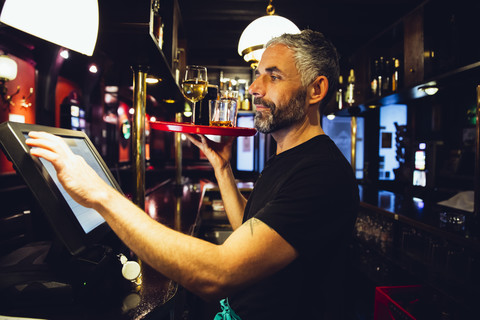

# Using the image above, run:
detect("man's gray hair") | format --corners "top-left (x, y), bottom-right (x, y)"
top-left (266, 29), bottom-right (340, 114)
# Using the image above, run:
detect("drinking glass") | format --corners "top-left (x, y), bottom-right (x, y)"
top-left (181, 65), bottom-right (208, 124)
top-left (209, 90), bottom-right (238, 127)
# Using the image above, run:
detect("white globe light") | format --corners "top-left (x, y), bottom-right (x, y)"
top-left (238, 15), bottom-right (300, 65)
top-left (0, 0), bottom-right (99, 56)
top-left (0, 55), bottom-right (17, 80)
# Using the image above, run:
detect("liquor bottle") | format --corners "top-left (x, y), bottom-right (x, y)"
top-left (219, 71), bottom-right (225, 92)
top-left (383, 58), bottom-right (392, 95)
top-left (336, 75), bottom-right (344, 110)
top-left (243, 91), bottom-right (252, 111)
top-left (377, 57), bottom-right (384, 97)
top-left (391, 58), bottom-right (400, 92)
top-left (345, 69), bottom-right (355, 106)
top-left (371, 60), bottom-right (379, 97)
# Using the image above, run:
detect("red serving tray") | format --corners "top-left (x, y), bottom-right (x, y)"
top-left (150, 121), bottom-right (257, 137)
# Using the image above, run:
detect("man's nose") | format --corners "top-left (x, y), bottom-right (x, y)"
top-left (249, 76), bottom-right (264, 97)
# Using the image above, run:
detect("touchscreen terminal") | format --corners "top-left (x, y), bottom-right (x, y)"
top-left (0, 122), bottom-right (121, 256)
top-left (27, 134), bottom-right (108, 234)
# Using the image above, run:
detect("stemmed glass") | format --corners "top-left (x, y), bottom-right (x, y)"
top-left (181, 65), bottom-right (208, 124)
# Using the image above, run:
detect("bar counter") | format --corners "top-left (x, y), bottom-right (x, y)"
top-left (358, 185), bottom-right (480, 249)
top-left (353, 185), bottom-right (480, 315)
top-left (0, 178), bottom-right (204, 320)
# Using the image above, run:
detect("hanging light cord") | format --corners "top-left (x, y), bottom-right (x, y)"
top-left (266, 0), bottom-right (275, 15)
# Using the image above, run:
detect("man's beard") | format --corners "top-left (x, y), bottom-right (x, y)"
top-left (253, 88), bottom-right (308, 134)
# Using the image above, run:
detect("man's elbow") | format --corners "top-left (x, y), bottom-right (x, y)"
top-left (190, 274), bottom-right (235, 302)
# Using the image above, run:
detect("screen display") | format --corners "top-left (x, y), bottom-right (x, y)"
top-left (24, 134), bottom-right (110, 234)
top-left (378, 104), bottom-right (407, 181)
top-left (71, 105), bottom-right (80, 117)
top-left (322, 115), bottom-right (364, 179)
top-left (0, 122), bottom-right (119, 256)
top-left (71, 117), bottom-right (80, 128)
top-left (414, 150), bottom-right (426, 170)
top-left (236, 115), bottom-right (255, 172)
top-left (413, 170), bottom-right (426, 187)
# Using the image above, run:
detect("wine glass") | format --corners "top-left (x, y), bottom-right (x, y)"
top-left (181, 65), bottom-right (208, 124)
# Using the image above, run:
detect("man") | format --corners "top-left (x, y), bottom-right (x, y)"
top-left (26, 30), bottom-right (358, 319)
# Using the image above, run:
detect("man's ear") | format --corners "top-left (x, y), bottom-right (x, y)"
top-left (308, 75), bottom-right (328, 105)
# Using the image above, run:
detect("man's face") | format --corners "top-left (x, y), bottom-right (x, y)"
top-left (249, 44), bottom-right (308, 134)
top-left (253, 87), bottom-right (307, 133)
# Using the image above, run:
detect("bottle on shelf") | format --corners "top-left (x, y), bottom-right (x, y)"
top-left (371, 60), bottom-right (379, 98)
top-left (219, 71), bottom-right (225, 92)
top-left (383, 58), bottom-right (392, 95)
top-left (345, 69), bottom-right (355, 106)
top-left (243, 91), bottom-right (252, 111)
top-left (336, 75), bottom-right (344, 110)
top-left (377, 57), bottom-right (385, 97)
top-left (391, 58), bottom-right (401, 92)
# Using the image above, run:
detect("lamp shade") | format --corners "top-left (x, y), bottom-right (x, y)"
top-left (0, 0), bottom-right (99, 56)
top-left (0, 55), bottom-right (17, 80)
top-left (238, 15), bottom-right (300, 64)
top-left (423, 86), bottom-right (439, 96)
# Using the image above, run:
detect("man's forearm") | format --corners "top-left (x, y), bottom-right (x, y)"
top-left (92, 187), bottom-right (232, 300)
top-left (214, 163), bottom-right (247, 230)
top-left (91, 187), bottom-right (296, 302)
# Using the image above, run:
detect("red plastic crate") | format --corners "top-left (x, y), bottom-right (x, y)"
top-left (374, 285), bottom-right (422, 320)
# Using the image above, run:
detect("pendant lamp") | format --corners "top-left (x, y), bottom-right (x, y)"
top-left (0, 0), bottom-right (99, 56)
top-left (0, 55), bottom-right (17, 81)
top-left (238, 0), bottom-right (300, 68)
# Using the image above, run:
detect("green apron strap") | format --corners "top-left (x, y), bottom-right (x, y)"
top-left (214, 298), bottom-right (242, 320)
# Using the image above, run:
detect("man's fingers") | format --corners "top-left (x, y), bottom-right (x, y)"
top-left (29, 147), bottom-right (61, 164)
top-left (224, 136), bottom-right (234, 146)
top-left (198, 134), bottom-right (208, 146)
top-left (28, 131), bottom-right (62, 142)
top-left (26, 137), bottom-right (59, 153)
top-left (26, 131), bottom-right (73, 155)
top-left (185, 133), bottom-right (206, 149)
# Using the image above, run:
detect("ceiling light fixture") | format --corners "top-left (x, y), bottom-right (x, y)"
top-left (146, 76), bottom-right (161, 84)
top-left (60, 49), bottom-right (70, 59)
top-left (238, 0), bottom-right (300, 68)
top-left (418, 84), bottom-right (439, 96)
top-left (0, 0), bottom-right (99, 56)
top-left (0, 54), bottom-right (17, 81)
top-left (0, 54), bottom-right (20, 108)
top-left (88, 64), bottom-right (98, 74)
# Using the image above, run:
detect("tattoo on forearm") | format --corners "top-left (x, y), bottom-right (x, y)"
top-left (247, 218), bottom-right (274, 236)
top-left (249, 218), bottom-right (257, 236)
top-left (249, 218), bottom-right (270, 236)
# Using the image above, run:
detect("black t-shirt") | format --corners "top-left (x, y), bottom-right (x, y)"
top-left (229, 135), bottom-right (359, 320)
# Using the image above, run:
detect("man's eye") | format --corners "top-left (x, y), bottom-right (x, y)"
top-left (271, 75), bottom-right (278, 80)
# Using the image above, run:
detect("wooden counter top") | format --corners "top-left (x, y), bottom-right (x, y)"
top-left (0, 178), bottom-right (204, 320)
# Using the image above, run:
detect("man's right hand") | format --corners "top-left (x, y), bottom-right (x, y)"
top-left (185, 134), bottom-right (234, 171)
top-left (25, 131), bottom-right (114, 210)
